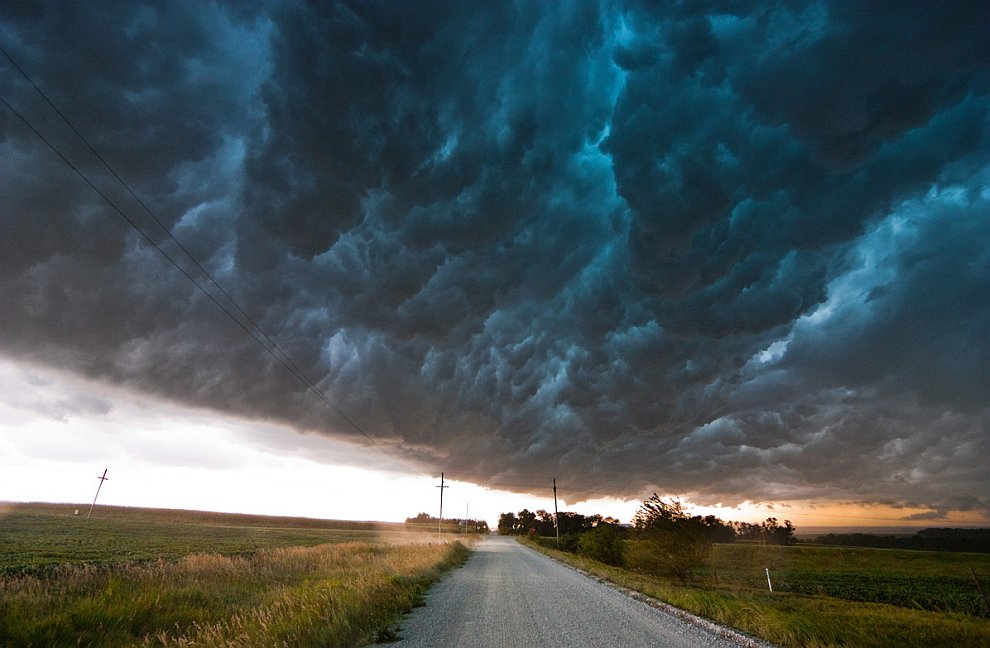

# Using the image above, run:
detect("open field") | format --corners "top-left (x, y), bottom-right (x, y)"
top-left (712, 542), bottom-right (990, 616)
top-left (0, 503), bottom-right (471, 647)
top-left (524, 537), bottom-right (990, 648)
top-left (0, 502), bottom-right (421, 574)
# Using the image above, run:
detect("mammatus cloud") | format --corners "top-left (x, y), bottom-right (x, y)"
top-left (1, 1), bottom-right (988, 517)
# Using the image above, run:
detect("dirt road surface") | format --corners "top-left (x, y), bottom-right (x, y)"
top-left (371, 535), bottom-right (765, 647)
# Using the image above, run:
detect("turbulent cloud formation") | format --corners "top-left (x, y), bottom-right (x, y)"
top-left (1, 1), bottom-right (988, 515)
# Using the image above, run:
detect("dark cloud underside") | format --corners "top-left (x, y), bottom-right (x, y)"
top-left (1, 1), bottom-right (988, 515)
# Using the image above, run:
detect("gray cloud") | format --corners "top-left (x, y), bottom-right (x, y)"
top-left (1, 1), bottom-right (988, 517)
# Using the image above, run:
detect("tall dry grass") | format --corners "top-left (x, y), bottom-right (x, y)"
top-left (0, 540), bottom-right (470, 647)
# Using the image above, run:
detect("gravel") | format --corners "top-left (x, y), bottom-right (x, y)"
top-left (369, 536), bottom-right (775, 647)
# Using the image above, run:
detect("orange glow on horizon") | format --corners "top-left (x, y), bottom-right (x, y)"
top-left (682, 499), bottom-right (990, 530)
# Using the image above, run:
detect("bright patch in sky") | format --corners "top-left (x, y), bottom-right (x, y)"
top-left (0, 358), bottom-right (636, 524)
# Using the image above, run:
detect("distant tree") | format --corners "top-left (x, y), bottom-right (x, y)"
top-left (405, 512), bottom-right (438, 526)
top-left (498, 507), bottom-right (627, 541)
top-left (407, 513), bottom-right (492, 534)
top-left (535, 509), bottom-right (556, 536)
top-left (816, 529), bottom-right (990, 553)
top-left (632, 495), bottom-right (689, 530)
top-left (438, 518), bottom-right (490, 534)
top-left (628, 494), bottom-right (712, 583)
top-left (498, 512), bottom-right (518, 535)
top-left (732, 521), bottom-right (761, 541)
top-left (557, 511), bottom-right (592, 535)
top-left (517, 509), bottom-right (538, 535)
top-left (761, 518), bottom-right (796, 545)
top-left (699, 515), bottom-right (736, 543)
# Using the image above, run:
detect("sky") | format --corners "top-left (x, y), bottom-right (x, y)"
top-left (1, 1), bottom-right (988, 529)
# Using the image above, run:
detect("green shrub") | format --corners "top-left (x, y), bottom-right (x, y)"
top-left (559, 532), bottom-right (582, 553)
top-left (626, 530), bottom-right (712, 583)
top-left (578, 525), bottom-right (625, 566)
top-left (533, 533), bottom-right (581, 553)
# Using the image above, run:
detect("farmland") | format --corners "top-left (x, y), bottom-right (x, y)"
top-left (0, 503), bottom-right (471, 647)
top-left (711, 542), bottom-right (990, 616)
top-left (525, 537), bottom-right (990, 647)
top-left (0, 502), bottom-right (417, 574)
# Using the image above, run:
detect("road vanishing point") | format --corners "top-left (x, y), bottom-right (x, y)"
top-left (373, 536), bottom-right (767, 648)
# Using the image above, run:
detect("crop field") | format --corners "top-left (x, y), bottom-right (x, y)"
top-left (711, 542), bottom-right (990, 617)
top-left (0, 502), bottom-right (418, 574)
top-left (525, 538), bottom-right (990, 648)
top-left (0, 503), bottom-right (471, 647)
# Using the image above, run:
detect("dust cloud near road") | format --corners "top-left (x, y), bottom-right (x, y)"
top-left (372, 536), bottom-right (763, 647)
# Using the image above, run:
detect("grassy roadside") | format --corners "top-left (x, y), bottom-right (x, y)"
top-left (521, 538), bottom-right (990, 648)
top-left (0, 504), bottom-right (473, 647)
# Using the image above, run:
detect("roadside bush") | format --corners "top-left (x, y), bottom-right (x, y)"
top-left (556, 533), bottom-right (581, 553)
top-left (533, 533), bottom-right (581, 553)
top-left (625, 530), bottom-right (712, 583)
top-left (578, 525), bottom-right (625, 566)
top-left (628, 495), bottom-right (714, 583)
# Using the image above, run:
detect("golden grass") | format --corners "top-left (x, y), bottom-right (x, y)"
top-left (1, 539), bottom-right (470, 647)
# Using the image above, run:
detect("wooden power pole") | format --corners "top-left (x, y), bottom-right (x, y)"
top-left (87, 468), bottom-right (109, 519)
top-left (436, 472), bottom-right (449, 539)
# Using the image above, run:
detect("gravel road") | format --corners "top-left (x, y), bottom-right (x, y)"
top-left (370, 536), bottom-right (767, 647)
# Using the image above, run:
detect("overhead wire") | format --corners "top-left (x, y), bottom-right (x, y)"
top-left (0, 44), bottom-right (311, 388)
top-left (0, 63), bottom-right (630, 495)
top-left (0, 45), bottom-right (428, 480)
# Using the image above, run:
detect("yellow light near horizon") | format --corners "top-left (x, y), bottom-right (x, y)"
top-left (683, 500), bottom-right (990, 529)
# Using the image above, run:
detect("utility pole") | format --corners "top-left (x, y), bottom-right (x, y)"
top-left (436, 472), bottom-right (449, 540)
top-left (553, 478), bottom-right (560, 547)
top-left (87, 468), bottom-right (108, 519)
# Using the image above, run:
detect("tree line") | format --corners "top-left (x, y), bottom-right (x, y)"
top-left (498, 495), bottom-right (795, 546)
top-left (498, 494), bottom-right (796, 582)
top-left (497, 510), bottom-right (622, 537)
top-left (815, 528), bottom-right (990, 553)
top-left (404, 512), bottom-right (489, 534)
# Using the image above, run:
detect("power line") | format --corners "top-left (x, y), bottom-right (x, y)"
top-left (0, 48), bottom-right (428, 480)
top-left (0, 44), bottom-right (311, 390)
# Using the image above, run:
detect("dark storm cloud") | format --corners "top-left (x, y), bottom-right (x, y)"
top-left (1, 1), bottom-right (988, 515)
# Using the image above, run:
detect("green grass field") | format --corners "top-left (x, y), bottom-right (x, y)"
top-left (0, 503), bottom-right (470, 647)
top-left (524, 537), bottom-right (990, 648)
top-left (711, 542), bottom-right (990, 616)
top-left (0, 502), bottom-right (415, 574)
